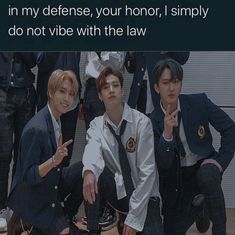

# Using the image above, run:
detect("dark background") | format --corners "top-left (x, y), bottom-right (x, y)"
top-left (0, 0), bottom-right (234, 51)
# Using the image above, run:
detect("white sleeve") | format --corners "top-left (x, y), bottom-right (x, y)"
top-left (82, 120), bottom-right (105, 181)
top-left (125, 118), bottom-right (157, 231)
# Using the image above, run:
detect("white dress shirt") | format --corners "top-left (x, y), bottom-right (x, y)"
top-left (48, 104), bottom-right (61, 146)
top-left (82, 103), bottom-right (160, 232)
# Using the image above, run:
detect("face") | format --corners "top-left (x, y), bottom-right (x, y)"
top-left (49, 79), bottom-right (75, 119)
top-left (98, 74), bottom-right (123, 107)
top-left (154, 68), bottom-right (182, 108)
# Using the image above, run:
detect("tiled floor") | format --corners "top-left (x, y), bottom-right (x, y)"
top-left (4, 208), bottom-right (235, 235)
top-left (77, 208), bottom-right (235, 235)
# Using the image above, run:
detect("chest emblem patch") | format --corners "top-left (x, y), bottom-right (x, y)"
top-left (198, 125), bottom-right (205, 139)
top-left (126, 137), bottom-right (136, 153)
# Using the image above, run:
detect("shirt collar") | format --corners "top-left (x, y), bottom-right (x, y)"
top-left (159, 99), bottom-right (181, 115)
top-left (103, 103), bottom-right (133, 129)
top-left (47, 104), bottom-right (61, 133)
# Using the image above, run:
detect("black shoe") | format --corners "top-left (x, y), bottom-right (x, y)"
top-left (82, 206), bottom-right (117, 231)
top-left (196, 204), bottom-right (210, 233)
top-left (99, 206), bottom-right (117, 231)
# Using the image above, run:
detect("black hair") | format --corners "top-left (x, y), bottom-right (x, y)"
top-left (153, 58), bottom-right (183, 84)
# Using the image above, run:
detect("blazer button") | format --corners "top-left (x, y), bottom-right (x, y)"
top-left (137, 82), bottom-right (140, 86)
top-left (57, 168), bottom-right (60, 172)
top-left (175, 189), bottom-right (178, 192)
top-left (141, 68), bottom-right (144, 71)
top-left (51, 203), bottom-right (55, 208)
top-left (54, 185), bottom-right (58, 190)
top-left (166, 147), bottom-right (170, 152)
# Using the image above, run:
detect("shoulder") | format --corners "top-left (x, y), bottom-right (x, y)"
top-left (130, 108), bottom-right (152, 129)
top-left (88, 115), bottom-right (104, 134)
top-left (22, 107), bottom-right (49, 137)
top-left (180, 93), bottom-right (209, 106)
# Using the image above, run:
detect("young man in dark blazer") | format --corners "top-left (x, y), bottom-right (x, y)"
top-left (150, 59), bottom-right (235, 235)
top-left (8, 70), bottom-right (84, 235)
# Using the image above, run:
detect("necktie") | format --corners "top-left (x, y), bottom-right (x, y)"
top-left (174, 112), bottom-right (186, 159)
top-left (107, 120), bottom-right (135, 198)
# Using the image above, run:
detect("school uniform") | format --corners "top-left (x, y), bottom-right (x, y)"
top-left (7, 105), bottom-right (83, 234)
top-left (150, 93), bottom-right (235, 235)
top-left (83, 103), bottom-right (164, 234)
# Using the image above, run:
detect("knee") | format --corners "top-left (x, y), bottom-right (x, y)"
top-left (197, 163), bottom-right (221, 189)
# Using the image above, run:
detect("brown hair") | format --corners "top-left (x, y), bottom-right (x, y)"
top-left (96, 67), bottom-right (123, 93)
top-left (47, 69), bottom-right (78, 100)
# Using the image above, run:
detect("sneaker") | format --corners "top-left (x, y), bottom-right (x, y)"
top-left (0, 209), bottom-right (8, 232)
top-left (81, 207), bottom-right (117, 231)
top-left (99, 206), bottom-right (117, 231)
top-left (196, 204), bottom-right (210, 233)
top-left (0, 218), bottom-right (7, 233)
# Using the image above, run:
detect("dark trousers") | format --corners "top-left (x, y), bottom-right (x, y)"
top-left (85, 167), bottom-right (164, 235)
top-left (0, 86), bottom-right (36, 209)
top-left (163, 163), bottom-right (226, 235)
top-left (83, 78), bottom-right (105, 130)
top-left (42, 162), bottom-right (84, 235)
top-left (60, 106), bottom-right (79, 167)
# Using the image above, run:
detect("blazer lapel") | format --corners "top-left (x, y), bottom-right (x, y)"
top-left (152, 104), bottom-right (165, 134)
top-left (179, 95), bottom-right (191, 141)
top-left (44, 106), bottom-right (57, 152)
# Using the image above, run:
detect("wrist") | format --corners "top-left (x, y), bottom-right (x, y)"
top-left (163, 131), bottom-right (173, 140)
top-left (51, 155), bottom-right (57, 168)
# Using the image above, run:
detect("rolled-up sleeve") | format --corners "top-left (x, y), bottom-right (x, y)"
top-left (125, 118), bottom-right (157, 231)
top-left (82, 121), bottom-right (105, 181)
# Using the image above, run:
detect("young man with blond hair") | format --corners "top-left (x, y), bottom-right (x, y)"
top-left (8, 70), bottom-right (84, 235)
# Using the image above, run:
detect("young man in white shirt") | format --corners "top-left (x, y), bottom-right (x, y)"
top-left (82, 67), bottom-right (164, 235)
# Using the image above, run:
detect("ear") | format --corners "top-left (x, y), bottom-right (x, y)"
top-left (48, 90), bottom-right (53, 100)
top-left (98, 92), bottom-right (102, 101)
top-left (154, 84), bottom-right (160, 94)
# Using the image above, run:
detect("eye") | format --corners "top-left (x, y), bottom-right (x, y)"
top-left (59, 89), bottom-right (66, 93)
top-left (69, 91), bottom-right (74, 97)
top-left (113, 83), bottom-right (120, 87)
top-left (162, 81), bottom-right (169, 85)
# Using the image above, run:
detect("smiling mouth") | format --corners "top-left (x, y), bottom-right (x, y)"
top-left (61, 103), bottom-right (69, 108)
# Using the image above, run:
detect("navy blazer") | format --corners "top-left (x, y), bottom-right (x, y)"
top-left (125, 52), bottom-right (190, 108)
top-left (150, 93), bottom-right (235, 207)
top-left (8, 106), bottom-right (63, 229)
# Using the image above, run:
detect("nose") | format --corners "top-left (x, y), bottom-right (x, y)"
top-left (109, 85), bottom-right (114, 92)
top-left (169, 82), bottom-right (175, 91)
top-left (64, 92), bottom-right (70, 101)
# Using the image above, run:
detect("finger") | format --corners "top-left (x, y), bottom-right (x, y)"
top-left (62, 139), bottom-right (73, 148)
top-left (95, 182), bottom-right (98, 194)
top-left (166, 104), bottom-right (171, 116)
top-left (58, 135), bottom-right (63, 146)
top-left (90, 183), bottom-right (96, 203)
top-left (171, 109), bottom-right (179, 118)
top-left (83, 186), bottom-right (91, 203)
